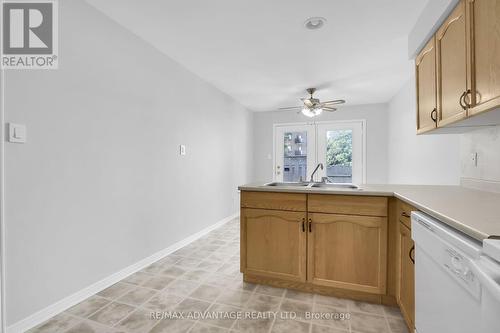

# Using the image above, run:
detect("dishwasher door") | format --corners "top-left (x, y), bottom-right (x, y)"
top-left (412, 212), bottom-right (482, 333)
top-left (471, 253), bottom-right (500, 333)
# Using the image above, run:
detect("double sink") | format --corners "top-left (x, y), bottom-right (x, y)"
top-left (263, 182), bottom-right (361, 190)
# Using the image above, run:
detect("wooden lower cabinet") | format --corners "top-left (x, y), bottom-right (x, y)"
top-left (397, 211), bottom-right (416, 331)
top-left (240, 208), bottom-right (307, 282)
top-left (307, 213), bottom-right (388, 294)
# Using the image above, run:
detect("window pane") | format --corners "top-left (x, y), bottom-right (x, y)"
top-left (326, 129), bottom-right (352, 183)
top-left (283, 131), bottom-right (307, 182)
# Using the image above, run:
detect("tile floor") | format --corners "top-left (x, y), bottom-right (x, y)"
top-left (27, 218), bottom-right (409, 333)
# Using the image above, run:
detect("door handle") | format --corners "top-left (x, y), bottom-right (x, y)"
top-left (409, 245), bottom-right (415, 264)
top-left (308, 219), bottom-right (312, 233)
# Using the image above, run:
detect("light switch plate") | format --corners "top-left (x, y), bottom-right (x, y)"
top-left (8, 123), bottom-right (27, 143)
top-left (471, 152), bottom-right (478, 167)
top-left (179, 144), bottom-right (186, 156)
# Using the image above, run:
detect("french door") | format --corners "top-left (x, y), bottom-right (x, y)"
top-left (274, 124), bottom-right (316, 182)
top-left (274, 121), bottom-right (365, 184)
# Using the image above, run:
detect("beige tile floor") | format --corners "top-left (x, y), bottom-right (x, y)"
top-left (27, 218), bottom-right (409, 333)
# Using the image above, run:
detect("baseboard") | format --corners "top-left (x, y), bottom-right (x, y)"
top-left (7, 212), bottom-right (238, 333)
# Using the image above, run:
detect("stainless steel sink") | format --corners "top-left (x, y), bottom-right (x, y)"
top-left (310, 183), bottom-right (360, 189)
top-left (263, 182), bottom-right (310, 187)
top-left (263, 182), bottom-right (360, 190)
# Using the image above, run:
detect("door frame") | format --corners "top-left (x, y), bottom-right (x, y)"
top-left (273, 120), bottom-right (367, 183)
top-left (0, 1), bottom-right (6, 330)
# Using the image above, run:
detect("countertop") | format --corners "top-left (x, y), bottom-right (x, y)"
top-left (238, 183), bottom-right (500, 241)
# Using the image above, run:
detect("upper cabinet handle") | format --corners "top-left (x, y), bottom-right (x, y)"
top-left (302, 218), bottom-right (305, 232)
top-left (459, 91), bottom-right (468, 110)
top-left (430, 108), bottom-right (437, 122)
top-left (308, 219), bottom-right (312, 233)
top-left (464, 89), bottom-right (472, 108)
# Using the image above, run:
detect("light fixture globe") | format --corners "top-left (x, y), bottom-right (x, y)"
top-left (301, 107), bottom-right (323, 118)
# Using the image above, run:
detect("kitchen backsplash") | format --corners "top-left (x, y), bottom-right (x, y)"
top-left (460, 125), bottom-right (500, 192)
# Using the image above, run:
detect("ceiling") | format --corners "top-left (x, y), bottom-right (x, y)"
top-left (86, 0), bottom-right (429, 111)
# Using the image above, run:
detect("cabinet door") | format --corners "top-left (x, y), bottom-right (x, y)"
top-left (416, 37), bottom-right (438, 134)
top-left (307, 213), bottom-right (388, 294)
top-left (468, 0), bottom-right (500, 115)
top-left (436, 0), bottom-right (469, 126)
top-left (241, 208), bottom-right (307, 281)
top-left (398, 222), bottom-right (415, 330)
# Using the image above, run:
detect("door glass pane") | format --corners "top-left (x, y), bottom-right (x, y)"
top-left (325, 129), bottom-right (353, 183)
top-left (283, 131), bottom-right (307, 182)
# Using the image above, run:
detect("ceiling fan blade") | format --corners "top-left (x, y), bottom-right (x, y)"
top-left (321, 99), bottom-right (346, 105)
top-left (279, 106), bottom-right (303, 110)
top-left (323, 107), bottom-right (337, 112)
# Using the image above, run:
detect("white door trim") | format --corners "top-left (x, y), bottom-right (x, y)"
top-left (273, 120), bottom-right (367, 184)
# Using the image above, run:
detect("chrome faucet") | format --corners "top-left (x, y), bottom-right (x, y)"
top-left (310, 163), bottom-right (324, 182)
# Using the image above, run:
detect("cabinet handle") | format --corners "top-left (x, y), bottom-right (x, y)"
top-left (308, 219), bottom-right (312, 233)
top-left (302, 218), bottom-right (305, 232)
top-left (430, 108), bottom-right (437, 122)
top-left (464, 89), bottom-right (472, 108)
top-left (401, 212), bottom-right (410, 218)
top-left (459, 91), bottom-right (468, 110)
top-left (409, 245), bottom-right (415, 264)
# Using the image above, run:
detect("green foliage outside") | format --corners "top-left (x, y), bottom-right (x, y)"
top-left (326, 130), bottom-right (352, 166)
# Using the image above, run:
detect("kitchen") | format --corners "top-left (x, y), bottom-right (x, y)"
top-left (1, 0), bottom-right (500, 333)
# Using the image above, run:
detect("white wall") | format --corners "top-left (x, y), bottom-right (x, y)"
top-left (460, 126), bottom-right (500, 184)
top-left (252, 104), bottom-right (389, 184)
top-left (387, 74), bottom-right (460, 185)
top-left (4, 0), bottom-right (252, 325)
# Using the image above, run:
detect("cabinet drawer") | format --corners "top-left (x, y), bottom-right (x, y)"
top-left (241, 191), bottom-right (306, 211)
top-left (308, 194), bottom-right (388, 217)
top-left (398, 201), bottom-right (416, 229)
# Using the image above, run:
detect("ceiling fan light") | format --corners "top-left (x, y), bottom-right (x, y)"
top-left (315, 108), bottom-right (323, 116)
top-left (301, 108), bottom-right (316, 118)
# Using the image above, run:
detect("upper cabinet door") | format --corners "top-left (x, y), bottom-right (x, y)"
top-left (416, 37), bottom-right (438, 134)
top-left (468, 0), bottom-right (500, 115)
top-left (436, 0), bottom-right (469, 126)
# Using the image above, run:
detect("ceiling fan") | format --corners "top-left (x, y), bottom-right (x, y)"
top-left (279, 88), bottom-right (346, 117)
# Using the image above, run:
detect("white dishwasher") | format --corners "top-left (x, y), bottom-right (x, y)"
top-left (411, 212), bottom-right (483, 333)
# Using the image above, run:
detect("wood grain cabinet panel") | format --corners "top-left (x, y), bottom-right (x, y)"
top-left (436, 0), bottom-right (469, 126)
top-left (307, 213), bottom-right (388, 294)
top-left (468, 0), bottom-right (500, 115)
top-left (308, 194), bottom-right (388, 217)
top-left (398, 222), bottom-right (415, 331)
top-left (416, 37), bottom-right (438, 133)
top-left (241, 191), bottom-right (306, 211)
top-left (240, 208), bottom-right (307, 281)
